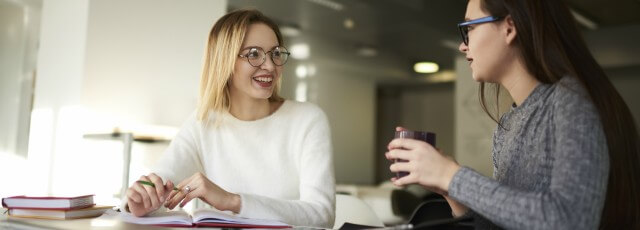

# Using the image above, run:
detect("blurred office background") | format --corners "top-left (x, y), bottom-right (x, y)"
top-left (1, 0), bottom-right (639, 224)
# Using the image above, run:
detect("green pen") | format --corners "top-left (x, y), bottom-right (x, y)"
top-left (137, 180), bottom-right (179, 191)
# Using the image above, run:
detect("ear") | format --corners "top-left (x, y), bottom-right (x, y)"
top-left (503, 15), bottom-right (517, 45)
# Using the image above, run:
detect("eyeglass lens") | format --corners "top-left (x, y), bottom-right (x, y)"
top-left (243, 47), bottom-right (289, 67)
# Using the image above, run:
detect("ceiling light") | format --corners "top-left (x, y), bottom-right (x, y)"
top-left (344, 18), bottom-right (355, 30)
top-left (414, 62), bottom-right (439, 73)
top-left (306, 0), bottom-right (344, 11)
top-left (569, 8), bottom-right (598, 30)
top-left (290, 43), bottom-right (310, 60)
top-left (296, 65), bottom-right (308, 79)
top-left (356, 46), bottom-right (377, 57)
top-left (280, 25), bottom-right (301, 37)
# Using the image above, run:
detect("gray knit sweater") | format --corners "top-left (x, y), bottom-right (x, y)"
top-left (448, 76), bottom-right (609, 230)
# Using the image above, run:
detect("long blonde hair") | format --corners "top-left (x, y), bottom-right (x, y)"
top-left (197, 9), bottom-right (285, 122)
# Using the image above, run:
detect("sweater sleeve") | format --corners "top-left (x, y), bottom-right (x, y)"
top-left (120, 113), bottom-right (205, 213)
top-left (237, 107), bottom-right (336, 228)
top-left (448, 91), bottom-right (609, 229)
top-left (151, 114), bottom-right (205, 184)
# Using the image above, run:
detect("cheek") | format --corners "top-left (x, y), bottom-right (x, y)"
top-left (233, 63), bottom-right (255, 81)
top-left (274, 66), bottom-right (283, 79)
top-left (470, 33), bottom-right (504, 82)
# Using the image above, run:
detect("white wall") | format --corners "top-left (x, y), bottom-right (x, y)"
top-left (401, 84), bottom-right (455, 155)
top-left (1, 0), bottom-right (92, 199)
top-left (281, 58), bottom-right (378, 185)
top-left (0, 0), bottom-right (227, 202)
top-left (375, 83), bottom-right (455, 183)
top-left (454, 56), bottom-right (495, 177)
top-left (83, 0), bottom-right (226, 130)
top-left (0, 0), bottom-right (40, 158)
top-left (278, 34), bottom-right (409, 184)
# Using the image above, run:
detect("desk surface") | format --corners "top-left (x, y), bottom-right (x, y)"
top-left (0, 212), bottom-right (315, 230)
top-left (0, 212), bottom-right (209, 230)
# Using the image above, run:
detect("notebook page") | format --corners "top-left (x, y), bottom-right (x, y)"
top-left (192, 209), bottom-right (288, 226)
top-left (120, 210), bottom-right (192, 226)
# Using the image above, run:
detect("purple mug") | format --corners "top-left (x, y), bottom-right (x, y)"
top-left (393, 130), bottom-right (436, 178)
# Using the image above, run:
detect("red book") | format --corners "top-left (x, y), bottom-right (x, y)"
top-left (2, 195), bottom-right (94, 210)
top-left (7, 205), bottom-right (113, 220)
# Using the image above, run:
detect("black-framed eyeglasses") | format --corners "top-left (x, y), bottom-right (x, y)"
top-left (238, 46), bottom-right (290, 67)
top-left (457, 16), bottom-right (503, 46)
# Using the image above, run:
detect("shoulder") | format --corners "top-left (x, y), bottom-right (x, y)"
top-left (547, 76), bottom-right (601, 124)
top-left (178, 110), bottom-right (221, 134)
top-left (281, 100), bottom-right (328, 120)
top-left (548, 77), bottom-right (593, 109)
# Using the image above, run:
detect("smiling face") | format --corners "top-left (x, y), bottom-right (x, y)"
top-left (230, 23), bottom-right (283, 102)
top-left (458, 0), bottom-right (513, 83)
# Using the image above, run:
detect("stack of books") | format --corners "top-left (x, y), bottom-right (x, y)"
top-left (1, 194), bottom-right (112, 220)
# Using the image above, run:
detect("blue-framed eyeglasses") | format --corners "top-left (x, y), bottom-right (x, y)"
top-left (457, 16), bottom-right (503, 46)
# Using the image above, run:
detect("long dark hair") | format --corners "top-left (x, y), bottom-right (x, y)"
top-left (478, 0), bottom-right (640, 228)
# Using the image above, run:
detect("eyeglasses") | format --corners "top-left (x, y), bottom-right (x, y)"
top-left (457, 16), bottom-right (503, 46)
top-left (238, 46), bottom-right (290, 67)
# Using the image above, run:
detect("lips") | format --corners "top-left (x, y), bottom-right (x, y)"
top-left (252, 74), bottom-right (273, 88)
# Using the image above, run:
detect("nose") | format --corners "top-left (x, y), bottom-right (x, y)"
top-left (260, 55), bottom-right (276, 72)
top-left (458, 41), bottom-right (468, 53)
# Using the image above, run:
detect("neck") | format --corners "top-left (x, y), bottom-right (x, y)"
top-left (228, 92), bottom-right (272, 121)
top-left (499, 58), bottom-right (540, 106)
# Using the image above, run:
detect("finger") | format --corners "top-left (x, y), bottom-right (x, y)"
top-left (167, 180), bottom-right (193, 209)
top-left (131, 182), bottom-right (151, 209)
top-left (388, 138), bottom-right (430, 151)
top-left (166, 191), bottom-right (186, 210)
top-left (126, 187), bottom-right (143, 203)
top-left (148, 173), bottom-right (165, 201)
top-left (179, 188), bottom-right (198, 208)
top-left (393, 173), bottom-right (417, 186)
top-left (386, 149), bottom-right (413, 161)
top-left (139, 176), bottom-right (160, 208)
top-left (175, 174), bottom-right (196, 192)
top-left (389, 161), bottom-right (412, 173)
top-left (166, 189), bottom-right (178, 204)
top-left (165, 180), bottom-right (175, 196)
top-left (395, 126), bottom-right (409, 131)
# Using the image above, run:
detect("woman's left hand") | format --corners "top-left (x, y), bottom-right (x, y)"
top-left (386, 137), bottom-right (461, 195)
top-left (164, 172), bottom-right (241, 213)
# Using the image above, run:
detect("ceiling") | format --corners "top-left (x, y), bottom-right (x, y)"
top-left (228, 0), bottom-right (640, 80)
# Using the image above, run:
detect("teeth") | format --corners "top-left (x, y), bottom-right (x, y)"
top-left (254, 77), bottom-right (273, 83)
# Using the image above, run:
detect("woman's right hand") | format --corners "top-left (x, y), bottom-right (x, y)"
top-left (126, 173), bottom-right (174, 217)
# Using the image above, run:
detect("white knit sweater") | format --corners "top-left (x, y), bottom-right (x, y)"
top-left (130, 100), bottom-right (335, 228)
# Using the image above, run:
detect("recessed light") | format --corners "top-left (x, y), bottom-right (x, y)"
top-left (344, 18), bottom-right (355, 29)
top-left (356, 45), bottom-right (377, 57)
top-left (280, 25), bottom-right (301, 37)
top-left (414, 62), bottom-right (439, 73)
top-left (290, 43), bottom-right (310, 60)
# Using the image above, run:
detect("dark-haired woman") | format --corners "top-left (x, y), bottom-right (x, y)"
top-left (386, 0), bottom-right (639, 229)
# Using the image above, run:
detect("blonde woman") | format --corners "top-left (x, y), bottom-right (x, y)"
top-left (123, 9), bottom-right (335, 228)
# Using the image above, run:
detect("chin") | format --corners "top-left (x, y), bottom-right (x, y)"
top-left (252, 92), bottom-right (273, 100)
top-left (471, 73), bottom-right (485, 82)
top-left (471, 72), bottom-right (495, 83)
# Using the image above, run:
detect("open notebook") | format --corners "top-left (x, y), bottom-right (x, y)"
top-left (120, 208), bottom-right (290, 228)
